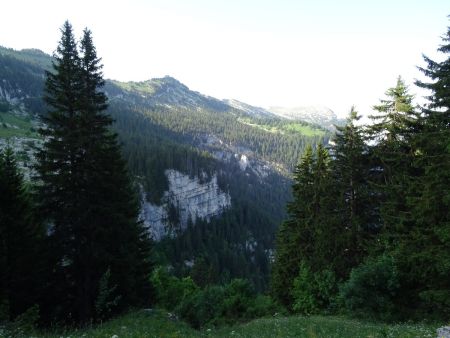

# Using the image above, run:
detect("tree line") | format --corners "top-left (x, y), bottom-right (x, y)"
top-left (271, 23), bottom-right (450, 320)
top-left (1, 21), bottom-right (152, 325)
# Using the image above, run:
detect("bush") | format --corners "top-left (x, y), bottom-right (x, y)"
top-left (150, 267), bottom-right (198, 311)
top-left (176, 285), bottom-right (225, 328)
top-left (95, 268), bottom-right (121, 321)
top-left (291, 261), bottom-right (337, 314)
top-left (221, 279), bottom-right (255, 321)
top-left (339, 254), bottom-right (400, 320)
top-left (419, 289), bottom-right (450, 318)
top-left (246, 294), bottom-right (283, 318)
top-left (3, 305), bottom-right (39, 337)
top-left (176, 278), bottom-right (279, 328)
top-left (152, 269), bottom-right (280, 329)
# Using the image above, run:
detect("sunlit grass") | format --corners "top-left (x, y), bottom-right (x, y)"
top-left (237, 117), bottom-right (325, 137)
top-left (31, 310), bottom-right (439, 338)
top-left (0, 112), bottom-right (39, 138)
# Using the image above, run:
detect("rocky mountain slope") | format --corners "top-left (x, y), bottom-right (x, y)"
top-left (0, 45), bottom-right (332, 287)
top-left (269, 105), bottom-right (345, 130)
top-left (140, 169), bottom-right (231, 240)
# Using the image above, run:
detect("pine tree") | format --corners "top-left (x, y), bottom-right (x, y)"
top-left (309, 144), bottom-right (336, 271)
top-left (35, 22), bottom-right (152, 324)
top-left (331, 107), bottom-right (373, 274)
top-left (272, 145), bottom-right (343, 310)
top-left (0, 147), bottom-right (42, 320)
top-left (397, 23), bottom-right (450, 315)
top-left (367, 77), bottom-right (417, 235)
top-left (271, 145), bottom-right (314, 308)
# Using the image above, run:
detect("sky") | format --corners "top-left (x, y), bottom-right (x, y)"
top-left (1, 0), bottom-right (449, 116)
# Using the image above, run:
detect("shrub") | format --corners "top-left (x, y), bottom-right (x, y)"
top-left (152, 270), bottom-right (279, 329)
top-left (221, 279), bottom-right (255, 321)
top-left (95, 268), bottom-right (121, 321)
top-left (150, 266), bottom-right (198, 311)
top-left (3, 305), bottom-right (40, 337)
top-left (176, 285), bottom-right (225, 328)
top-left (246, 294), bottom-right (283, 318)
top-left (176, 278), bottom-right (280, 328)
top-left (339, 254), bottom-right (400, 320)
top-left (291, 261), bottom-right (337, 314)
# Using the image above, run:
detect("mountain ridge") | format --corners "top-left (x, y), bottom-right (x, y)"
top-left (0, 46), bottom-right (341, 129)
top-left (0, 44), bottom-right (330, 288)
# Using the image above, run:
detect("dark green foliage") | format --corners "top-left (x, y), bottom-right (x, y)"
top-left (151, 267), bottom-right (279, 329)
top-left (2, 304), bottom-right (40, 337)
top-left (176, 285), bottom-right (226, 328)
top-left (0, 41), bottom-right (324, 292)
top-left (0, 47), bottom-right (47, 114)
top-left (271, 146), bottom-right (315, 308)
top-left (35, 22), bottom-right (152, 324)
top-left (176, 278), bottom-right (278, 328)
top-left (272, 20), bottom-right (450, 320)
top-left (0, 100), bottom-right (10, 112)
top-left (339, 255), bottom-right (400, 320)
top-left (159, 205), bottom-right (278, 291)
top-left (292, 261), bottom-right (337, 315)
top-left (150, 267), bottom-right (198, 311)
top-left (95, 268), bottom-right (121, 321)
top-left (331, 107), bottom-right (376, 275)
top-left (367, 77), bottom-right (417, 237)
top-left (105, 91), bottom-right (296, 288)
top-left (221, 279), bottom-right (256, 321)
top-left (272, 145), bottom-right (345, 309)
top-left (0, 147), bottom-right (42, 321)
top-left (405, 22), bottom-right (450, 317)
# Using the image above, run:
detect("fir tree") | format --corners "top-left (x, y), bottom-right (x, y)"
top-left (271, 145), bottom-right (314, 308)
top-left (331, 107), bottom-right (374, 273)
top-left (272, 145), bottom-right (342, 310)
top-left (0, 147), bottom-right (42, 320)
top-left (35, 22), bottom-right (152, 324)
top-left (367, 77), bottom-right (417, 235)
top-left (397, 22), bottom-right (450, 315)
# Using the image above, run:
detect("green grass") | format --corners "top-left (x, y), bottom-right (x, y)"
top-left (28, 310), bottom-right (439, 338)
top-left (113, 80), bottom-right (157, 95)
top-left (35, 310), bottom-right (199, 338)
top-left (280, 123), bottom-right (326, 137)
top-left (210, 315), bottom-right (438, 338)
top-left (0, 111), bottom-right (39, 138)
top-left (237, 117), bottom-right (326, 137)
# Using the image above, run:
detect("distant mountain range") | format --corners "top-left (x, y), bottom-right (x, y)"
top-left (107, 75), bottom-right (343, 130)
top-left (0, 45), bottom-right (334, 288)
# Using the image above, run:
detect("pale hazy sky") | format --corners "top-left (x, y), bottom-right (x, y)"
top-left (1, 0), bottom-right (449, 116)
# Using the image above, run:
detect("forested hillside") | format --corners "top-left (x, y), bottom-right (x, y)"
top-left (0, 44), bottom-right (330, 290)
top-left (1, 15), bottom-right (449, 335)
top-left (271, 25), bottom-right (450, 319)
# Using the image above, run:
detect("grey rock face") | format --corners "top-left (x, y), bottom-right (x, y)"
top-left (139, 169), bottom-right (231, 240)
top-left (437, 326), bottom-right (450, 338)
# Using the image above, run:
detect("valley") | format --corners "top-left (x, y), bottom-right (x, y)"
top-left (1, 9), bottom-right (449, 334)
top-left (0, 45), bottom-right (331, 288)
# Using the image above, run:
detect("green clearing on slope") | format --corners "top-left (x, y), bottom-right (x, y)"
top-left (0, 111), bottom-right (39, 138)
top-left (29, 310), bottom-right (439, 338)
top-left (237, 117), bottom-right (326, 137)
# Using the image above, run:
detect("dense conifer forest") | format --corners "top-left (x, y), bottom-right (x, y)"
top-left (0, 17), bottom-right (449, 335)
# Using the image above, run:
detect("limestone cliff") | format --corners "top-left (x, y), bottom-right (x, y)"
top-left (139, 169), bottom-right (231, 240)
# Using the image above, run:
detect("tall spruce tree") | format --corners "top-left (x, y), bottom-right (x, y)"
top-left (367, 77), bottom-right (417, 237)
top-left (272, 145), bottom-right (341, 309)
top-left (36, 22), bottom-right (152, 324)
top-left (0, 147), bottom-right (42, 321)
top-left (330, 107), bottom-right (373, 276)
top-left (398, 23), bottom-right (450, 315)
top-left (271, 145), bottom-right (315, 308)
